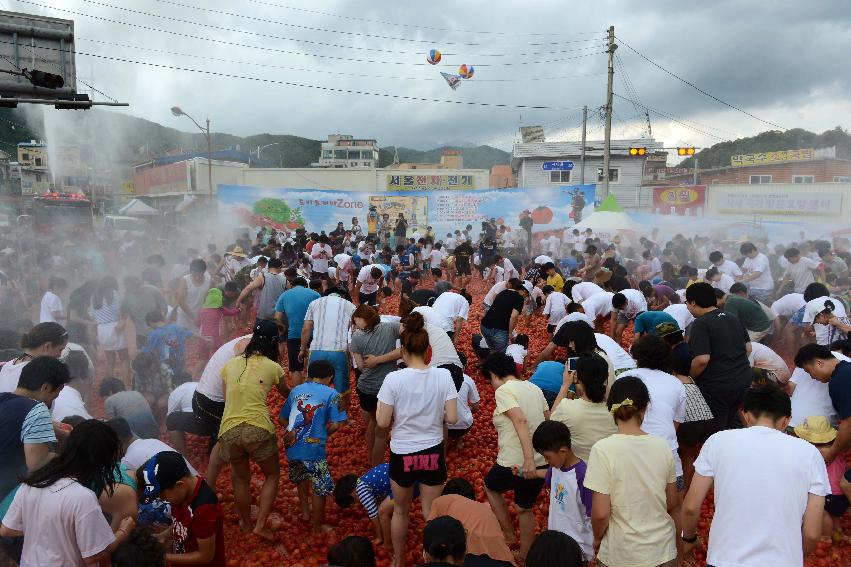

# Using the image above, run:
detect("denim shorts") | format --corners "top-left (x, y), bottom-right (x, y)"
top-left (308, 350), bottom-right (350, 394)
top-left (481, 326), bottom-right (509, 353)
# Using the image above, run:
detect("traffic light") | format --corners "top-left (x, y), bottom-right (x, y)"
top-left (677, 147), bottom-right (696, 156)
top-left (628, 147), bottom-right (646, 156)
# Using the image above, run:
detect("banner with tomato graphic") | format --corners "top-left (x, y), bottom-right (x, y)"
top-left (217, 184), bottom-right (596, 238)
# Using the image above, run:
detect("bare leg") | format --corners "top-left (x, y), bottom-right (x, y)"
top-left (418, 483), bottom-right (443, 520)
top-left (118, 349), bottom-right (131, 385)
top-left (363, 410), bottom-right (376, 464)
top-left (485, 487), bottom-right (517, 545)
top-left (516, 506), bottom-right (536, 562)
top-left (205, 443), bottom-right (224, 488)
top-left (105, 350), bottom-right (117, 381)
top-left (297, 480), bottom-right (311, 520)
top-left (389, 481), bottom-right (414, 567)
top-left (230, 459), bottom-right (253, 533)
top-left (253, 453), bottom-right (280, 540)
top-left (312, 494), bottom-right (331, 533)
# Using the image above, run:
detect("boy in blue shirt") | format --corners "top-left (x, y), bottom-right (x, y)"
top-left (141, 310), bottom-right (194, 374)
top-left (279, 360), bottom-right (347, 533)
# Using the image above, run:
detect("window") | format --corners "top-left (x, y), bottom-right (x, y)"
top-left (834, 176), bottom-right (851, 183)
top-left (347, 150), bottom-right (360, 159)
top-left (333, 150), bottom-right (347, 159)
top-left (321, 150), bottom-right (333, 159)
top-left (549, 170), bottom-right (571, 183)
top-left (711, 179), bottom-right (720, 185)
top-left (350, 162), bottom-right (358, 167)
top-left (21, 153), bottom-right (29, 161)
top-left (596, 167), bottom-right (620, 183)
top-left (749, 175), bottom-right (772, 184)
top-left (792, 175), bottom-right (814, 184)
top-left (34, 158), bottom-right (42, 166)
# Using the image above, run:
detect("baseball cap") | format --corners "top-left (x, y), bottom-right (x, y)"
top-left (139, 451), bottom-right (190, 501)
top-left (253, 318), bottom-right (279, 338)
top-left (522, 281), bottom-right (534, 294)
top-left (655, 321), bottom-right (683, 338)
top-left (805, 297), bottom-right (841, 321)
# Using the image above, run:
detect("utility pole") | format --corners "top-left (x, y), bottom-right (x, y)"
top-left (580, 105), bottom-right (587, 184)
top-left (206, 117), bottom-right (213, 196)
top-left (602, 25), bottom-right (617, 200)
top-left (693, 156), bottom-right (699, 186)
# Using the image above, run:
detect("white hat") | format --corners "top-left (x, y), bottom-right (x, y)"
top-left (522, 281), bottom-right (534, 294)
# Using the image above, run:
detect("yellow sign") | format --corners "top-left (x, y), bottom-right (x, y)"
top-left (731, 148), bottom-right (814, 167)
top-left (385, 173), bottom-right (475, 191)
top-left (122, 181), bottom-right (134, 194)
top-left (369, 195), bottom-right (428, 236)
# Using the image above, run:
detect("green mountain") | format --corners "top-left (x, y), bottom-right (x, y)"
top-left (681, 126), bottom-right (851, 169)
top-left (0, 108), bottom-right (509, 171)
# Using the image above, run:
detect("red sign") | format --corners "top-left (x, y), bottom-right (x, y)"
top-left (133, 161), bottom-right (190, 195)
top-left (653, 185), bottom-right (706, 216)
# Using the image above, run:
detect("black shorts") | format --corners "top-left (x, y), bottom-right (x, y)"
top-left (547, 324), bottom-right (556, 334)
top-left (166, 411), bottom-right (210, 436)
top-left (826, 494), bottom-right (850, 517)
top-left (192, 391), bottom-right (225, 440)
top-left (484, 463), bottom-right (546, 509)
top-left (286, 338), bottom-right (304, 372)
top-left (438, 363), bottom-right (464, 392)
top-left (677, 419), bottom-right (715, 447)
top-left (448, 427), bottom-right (470, 440)
top-left (359, 291), bottom-right (378, 306)
top-left (389, 442), bottom-right (447, 488)
top-left (311, 271), bottom-right (329, 281)
top-left (456, 263), bottom-right (471, 276)
top-left (357, 387), bottom-right (378, 413)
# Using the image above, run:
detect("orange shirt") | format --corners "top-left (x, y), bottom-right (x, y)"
top-left (428, 494), bottom-right (516, 565)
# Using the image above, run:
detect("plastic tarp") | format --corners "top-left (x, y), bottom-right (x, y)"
top-left (118, 198), bottom-right (159, 216)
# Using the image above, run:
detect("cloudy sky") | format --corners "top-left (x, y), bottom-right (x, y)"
top-left (7, 0), bottom-right (851, 152)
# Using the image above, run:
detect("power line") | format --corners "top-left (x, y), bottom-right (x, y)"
top-left (21, 0), bottom-right (606, 68)
top-left (78, 37), bottom-right (608, 83)
top-left (80, 0), bottom-right (604, 51)
top-left (243, 0), bottom-right (603, 37)
top-left (148, 0), bottom-right (607, 51)
top-left (616, 35), bottom-right (785, 130)
top-left (613, 93), bottom-right (729, 141)
top-left (53, 47), bottom-right (582, 111)
top-left (613, 92), bottom-right (739, 138)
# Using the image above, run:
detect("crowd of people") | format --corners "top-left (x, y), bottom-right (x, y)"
top-left (0, 215), bottom-right (849, 567)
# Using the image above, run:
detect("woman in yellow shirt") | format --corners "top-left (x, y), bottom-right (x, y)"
top-left (584, 376), bottom-right (678, 567)
top-left (218, 319), bottom-right (288, 540)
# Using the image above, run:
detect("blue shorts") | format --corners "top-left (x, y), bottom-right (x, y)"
top-left (308, 350), bottom-right (350, 394)
top-left (289, 459), bottom-right (334, 497)
top-left (790, 305), bottom-right (806, 328)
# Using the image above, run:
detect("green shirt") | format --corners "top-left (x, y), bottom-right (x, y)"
top-left (724, 295), bottom-right (770, 332)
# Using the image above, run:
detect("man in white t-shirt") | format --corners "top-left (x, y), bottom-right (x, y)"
top-left (748, 342), bottom-right (791, 384)
top-left (444, 233), bottom-right (456, 253)
top-left (663, 303), bottom-right (695, 334)
top-left (432, 290), bottom-right (471, 345)
top-left (682, 385), bottom-right (829, 566)
top-left (803, 296), bottom-right (850, 346)
top-left (739, 242), bottom-right (773, 303)
top-left (310, 235), bottom-right (334, 287)
top-left (107, 415), bottom-right (198, 475)
top-left (580, 291), bottom-right (615, 328)
top-left (771, 292), bottom-right (805, 319)
top-left (39, 278), bottom-right (67, 324)
top-left (333, 253), bottom-right (356, 288)
top-left (570, 281), bottom-right (604, 303)
top-left (542, 286), bottom-right (570, 334)
top-left (494, 255), bottom-right (519, 280)
top-left (709, 251), bottom-right (743, 280)
top-left (355, 264), bottom-right (386, 307)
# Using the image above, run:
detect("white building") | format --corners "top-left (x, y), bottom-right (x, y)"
top-left (512, 138), bottom-right (665, 208)
top-left (313, 134), bottom-right (379, 169)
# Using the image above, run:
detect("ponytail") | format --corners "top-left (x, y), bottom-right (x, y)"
top-left (400, 311), bottom-right (429, 356)
top-left (606, 375), bottom-right (649, 423)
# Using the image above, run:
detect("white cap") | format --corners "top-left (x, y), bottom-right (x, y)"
top-left (522, 281), bottom-right (534, 294)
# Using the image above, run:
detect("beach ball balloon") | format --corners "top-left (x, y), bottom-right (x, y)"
top-left (427, 49), bottom-right (441, 65)
top-left (459, 64), bottom-right (474, 79)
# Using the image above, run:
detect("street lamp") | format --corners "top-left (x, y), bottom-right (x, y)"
top-left (171, 106), bottom-right (213, 196)
top-left (250, 142), bottom-right (281, 167)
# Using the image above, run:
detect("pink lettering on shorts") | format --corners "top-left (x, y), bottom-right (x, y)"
top-left (402, 453), bottom-right (441, 472)
top-left (403, 455), bottom-right (415, 472)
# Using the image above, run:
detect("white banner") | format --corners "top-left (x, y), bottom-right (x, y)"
top-left (717, 189), bottom-right (843, 216)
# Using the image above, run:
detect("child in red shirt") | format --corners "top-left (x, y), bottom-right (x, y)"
top-left (138, 451), bottom-right (225, 566)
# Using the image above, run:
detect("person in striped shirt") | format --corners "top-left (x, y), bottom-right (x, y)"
top-left (334, 463), bottom-right (417, 550)
top-left (300, 289), bottom-right (356, 401)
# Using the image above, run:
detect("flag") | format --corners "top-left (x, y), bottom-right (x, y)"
top-left (441, 72), bottom-right (461, 91)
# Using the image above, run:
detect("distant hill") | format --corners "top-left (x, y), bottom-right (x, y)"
top-left (378, 145), bottom-right (511, 170)
top-left (681, 126), bottom-right (851, 169)
top-left (0, 108), bottom-right (509, 171)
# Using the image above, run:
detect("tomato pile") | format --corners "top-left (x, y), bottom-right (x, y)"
top-left (104, 277), bottom-right (851, 567)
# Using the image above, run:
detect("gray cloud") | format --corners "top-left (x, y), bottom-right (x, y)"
top-left (8, 0), bottom-right (850, 151)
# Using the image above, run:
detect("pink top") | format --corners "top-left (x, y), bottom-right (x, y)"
top-left (198, 306), bottom-right (240, 339)
top-left (827, 451), bottom-right (847, 495)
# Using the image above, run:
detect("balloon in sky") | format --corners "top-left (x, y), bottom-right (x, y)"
top-left (459, 64), bottom-right (475, 79)
top-left (427, 49), bottom-right (442, 65)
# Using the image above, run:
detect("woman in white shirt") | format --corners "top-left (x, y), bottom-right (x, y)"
top-left (377, 311), bottom-right (458, 567)
top-left (0, 322), bottom-right (68, 393)
top-left (89, 276), bottom-right (130, 384)
top-left (0, 420), bottom-right (134, 567)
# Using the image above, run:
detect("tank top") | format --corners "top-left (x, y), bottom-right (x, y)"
top-left (177, 273), bottom-right (211, 329)
top-left (257, 272), bottom-right (287, 320)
